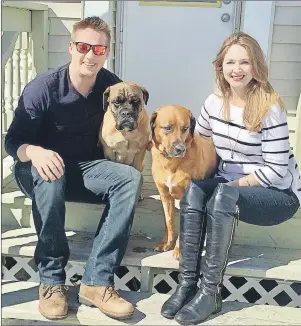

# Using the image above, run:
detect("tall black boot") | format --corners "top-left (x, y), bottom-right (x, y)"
top-left (175, 183), bottom-right (239, 325)
top-left (161, 181), bottom-right (208, 319)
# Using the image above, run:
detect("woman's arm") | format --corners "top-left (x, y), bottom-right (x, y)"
top-left (195, 103), bottom-right (212, 137)
top-left (228, 103), bottom-right (290, 187)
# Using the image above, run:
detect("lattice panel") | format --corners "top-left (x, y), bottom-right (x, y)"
top-left (2, 255), bottom-right (301, 307)
top-left (2, 256), bottom-right (141, 291)
top-left (152, 270), bottom-right (301, 308)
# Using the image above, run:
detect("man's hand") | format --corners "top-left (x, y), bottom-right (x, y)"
top-left (23, 145), bottom-right (65, 181)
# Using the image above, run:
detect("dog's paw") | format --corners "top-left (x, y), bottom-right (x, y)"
top-left (173, 247), bottom-right (180, 260)
top-left (154, 241), bottom-right (173, 252)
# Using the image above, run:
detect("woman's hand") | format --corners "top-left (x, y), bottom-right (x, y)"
top-left (226, 180), bottom-right (239, 186)
top-left (227, 174), bottom-right (261, 187)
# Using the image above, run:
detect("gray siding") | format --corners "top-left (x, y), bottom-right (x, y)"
top-left (270, 1), bottom-right (301, 151)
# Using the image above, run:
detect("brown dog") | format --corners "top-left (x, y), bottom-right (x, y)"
top-left (99, 82), bottom-right (150, 173)
top-left (150, 105), bottom-right (218, 259)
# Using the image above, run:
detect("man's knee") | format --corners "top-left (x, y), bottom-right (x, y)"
top-left (129, 166), bottom-right (143, 185)
top-left (31, 166), bottom-right (66, 199)
top-left (124, 166), bottom-right (143, 193)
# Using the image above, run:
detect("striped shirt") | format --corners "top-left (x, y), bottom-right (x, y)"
top-left (196, 93), bottom-right (301, 204)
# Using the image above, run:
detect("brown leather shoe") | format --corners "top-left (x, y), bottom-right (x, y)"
top-left (78, 283), bottom-right (134, 320)
top-left (39, 284), bottom-right (68, 320)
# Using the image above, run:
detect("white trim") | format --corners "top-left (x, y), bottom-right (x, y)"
top-left (115, 1), bottom-right (125, 78)
top-left (233, 1), bottom-right (243, 33)
top-left (241, 1), bottom-right (275, 64)
top-left (83, 1), bottom-right (112, 24)
top-left (117, 1), bottom-right (127, 80)
top-left (2, 1), bottom-right (48, 11)
top-left (83, 1), bottom-right (115, 71)
top-left (294, 93), bottom-right (301, 165)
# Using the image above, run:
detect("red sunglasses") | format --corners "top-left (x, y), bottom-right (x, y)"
top-left (73, 41), bottom-right (108, 56)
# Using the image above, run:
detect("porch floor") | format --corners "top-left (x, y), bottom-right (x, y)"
top-left (2, 281), bottom-right (301, 325)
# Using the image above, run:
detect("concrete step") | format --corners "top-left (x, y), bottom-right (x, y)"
top-left (2, 281), bottom-right (301, 325)
top-left (3, 186), bottom-right (301, 250)
top-left (2, 154), bottom-right (301, 250)
top-left (2, 318), bottom-right (76, 325)
top-left (2, 227), bottom-right (301, 282)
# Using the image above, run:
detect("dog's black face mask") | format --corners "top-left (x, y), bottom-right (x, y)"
top-left (111, 94), bottom-right (141, 131)
top-left (103, 85), bottom-right (149, 132)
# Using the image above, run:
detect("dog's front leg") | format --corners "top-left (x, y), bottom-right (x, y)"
top-left (154, 186), bottom-right (176, 252)
top-left (132, 149), bottom-right (147, 201)
top-left (132, 148), bottom-right (146, 173)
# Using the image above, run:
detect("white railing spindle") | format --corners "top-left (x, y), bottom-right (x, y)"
top-left (2, 72), bottom-right (6, 132)
top-left (4, 57), bottom-right (13, 132)
top-left (2, 32), bottom-right (32, 133)
top-left (12, 35), bottom-right (21, 111)
top-left (20, 32), bottom-right (29, 92)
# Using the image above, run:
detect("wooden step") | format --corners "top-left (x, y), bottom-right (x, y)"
top-left (2, 281), bottom-right (301, 325)
top-left (2, 227), bottom-right (301, 282)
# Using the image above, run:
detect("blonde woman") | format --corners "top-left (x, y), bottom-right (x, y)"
top-left (161, 32), bottom-right (301, 325)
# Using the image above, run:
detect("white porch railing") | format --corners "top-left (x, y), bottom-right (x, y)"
top-left (1, 1), bottom-right (49, 134)
top-left (2, 32), bottom-right (33, 133)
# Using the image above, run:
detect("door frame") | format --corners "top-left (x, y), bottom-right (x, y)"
top-left (114, 0), bottom-right (275, 79)
top-left (115, 0), bottom-right (244, 80)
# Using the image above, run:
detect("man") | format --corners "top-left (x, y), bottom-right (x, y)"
top-left (5, 16), bottom-right (142, 321)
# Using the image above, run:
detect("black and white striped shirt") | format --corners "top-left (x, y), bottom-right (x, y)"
top-left (196, 93), bottom-right (301, 204)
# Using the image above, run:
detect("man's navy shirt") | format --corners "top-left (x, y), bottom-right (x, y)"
top-left (5, 63), bottom-right (121, 161)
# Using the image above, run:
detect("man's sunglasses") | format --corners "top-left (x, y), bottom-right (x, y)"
top-left (73, 42), bottom-right (108, 56)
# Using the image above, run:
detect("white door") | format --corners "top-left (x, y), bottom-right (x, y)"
top-left (118, 0), bottom-right (238, 117)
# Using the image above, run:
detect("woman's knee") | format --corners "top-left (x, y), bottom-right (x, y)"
top-left (206, 183), bottom-right (239, 216)
top-left (180, 179), bottom-right (209, 211)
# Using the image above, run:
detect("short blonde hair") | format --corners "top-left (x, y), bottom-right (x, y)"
top-left (72, 16), bottom-right (111, 45)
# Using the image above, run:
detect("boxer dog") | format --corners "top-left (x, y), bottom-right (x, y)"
top-left (99, 82), bottom-right (150, 174)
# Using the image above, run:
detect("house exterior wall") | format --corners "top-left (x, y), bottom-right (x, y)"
top-left (269, 1), bottom-right (301, 154)
top-left (36, 1), bottom-right (83, 69)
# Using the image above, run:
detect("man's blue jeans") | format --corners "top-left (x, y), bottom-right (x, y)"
top-left (13, 159), bottom-right (142, 286)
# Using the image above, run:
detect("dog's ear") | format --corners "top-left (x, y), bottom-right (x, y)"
top-left (103, 86), bottom-right (110, 111)
top-left (150, 110), bottom-right (157, 138)
top-left (140, 86), bottom-right (149, 105)
top-left (190, 113), bottom-right (196, 137)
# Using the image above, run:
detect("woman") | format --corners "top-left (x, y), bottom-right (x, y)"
top-left (161, 32), bottom-right (301, 325)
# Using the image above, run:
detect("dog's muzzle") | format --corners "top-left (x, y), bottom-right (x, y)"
top-left (116, 117), bottom-right (137, 132)
top-left (115, 107), bottom-right (139, 132)
top-left (166, 142), bottom-right (187, 158)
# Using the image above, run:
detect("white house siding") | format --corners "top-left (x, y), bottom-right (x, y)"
top-left (35, 1), bottom-right (83, 69)
top-left (269, 1), bottom-right (301, 153)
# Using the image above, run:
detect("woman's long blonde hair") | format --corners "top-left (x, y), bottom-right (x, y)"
top-left (213, 32), bottom-right (284, 132)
